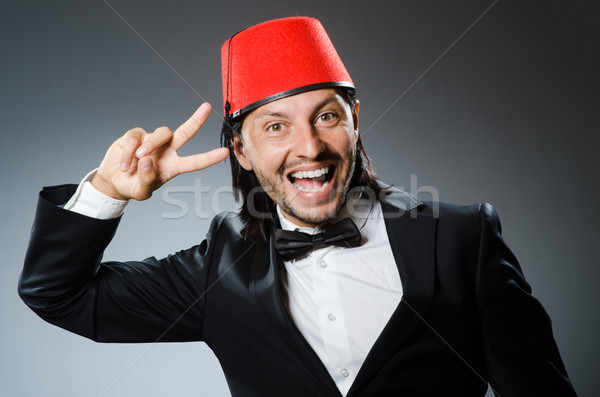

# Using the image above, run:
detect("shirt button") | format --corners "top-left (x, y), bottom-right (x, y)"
top-left (340, 368), bottom-right (349, 377)
top-left (328, 313), bottom-right (336, 321)
top-left (319, 260), bottom-right (328, 269)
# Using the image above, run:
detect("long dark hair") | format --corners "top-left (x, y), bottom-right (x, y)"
top-left (220, 88), bottom-right (381, 240)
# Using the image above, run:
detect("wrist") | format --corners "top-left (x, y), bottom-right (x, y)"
top-left (91, 173), bottom-right (128, 201)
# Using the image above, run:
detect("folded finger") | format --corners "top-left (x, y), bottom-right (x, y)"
top-left (171, 102), bottom-right (212, 151)
top-left (136, 126), bottom-right (174, 158)
top-left (120, 128), bottom-right (145, 171)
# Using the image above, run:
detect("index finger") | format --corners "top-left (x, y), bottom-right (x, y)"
top-left (171, 102), bottom-right (212, 150)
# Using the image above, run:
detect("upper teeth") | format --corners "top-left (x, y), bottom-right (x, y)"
top-left (290, 166), bottom-right (330, 179)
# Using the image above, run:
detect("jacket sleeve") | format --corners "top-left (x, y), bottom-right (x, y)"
top-left (18, 184), bottom-right (222, 343)
top-left (475, 203), bottom-right (577, 396)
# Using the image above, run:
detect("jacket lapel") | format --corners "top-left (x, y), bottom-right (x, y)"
top-left (249, 227), bottom-right (341, 396)
top-left (348, 194), bottom-right (437, 395)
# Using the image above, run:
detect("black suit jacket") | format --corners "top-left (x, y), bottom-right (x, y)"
top-left (19, 184), bottom-right (576, 396)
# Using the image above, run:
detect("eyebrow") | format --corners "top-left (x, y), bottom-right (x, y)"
top-left (252, 95), bottom-right (342, 124)
top-left (312, 96), bottom-right (340, 112)
top-left (253, 111), bottom-right (288, 123)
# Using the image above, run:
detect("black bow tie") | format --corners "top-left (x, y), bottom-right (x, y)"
top-left (273, 218), bottom-right (362, 261)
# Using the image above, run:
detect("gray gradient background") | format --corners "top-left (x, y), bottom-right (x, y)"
top-left (1, 1), bottom-right (598, 396)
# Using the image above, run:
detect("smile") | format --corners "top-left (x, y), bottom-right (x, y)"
top-left (288, 165), bottom-right (335, 193)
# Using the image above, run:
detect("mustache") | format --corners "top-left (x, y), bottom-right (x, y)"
top-left (278, 152), bottom-right (343, 176)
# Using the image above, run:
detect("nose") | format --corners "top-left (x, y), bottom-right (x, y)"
top-left (292, 122), bottom-right (324, 159)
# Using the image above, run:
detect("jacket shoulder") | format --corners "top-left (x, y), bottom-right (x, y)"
top-left (418, 200), bottom-right (500, 229)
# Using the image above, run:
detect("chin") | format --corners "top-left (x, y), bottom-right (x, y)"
top-left (283, 193), bottom-right (346, 227)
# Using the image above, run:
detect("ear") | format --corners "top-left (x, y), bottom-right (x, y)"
top-left (352, 99), bottom-right (360, 135)
top-left (233, 134), bottom-right (253, 171)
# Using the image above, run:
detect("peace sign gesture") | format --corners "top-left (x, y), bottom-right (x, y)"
top-left (91, 103), bottom-right (229, 201)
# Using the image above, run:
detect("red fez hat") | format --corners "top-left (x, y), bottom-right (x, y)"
top-left (221, 17), bottom-right (354, 118)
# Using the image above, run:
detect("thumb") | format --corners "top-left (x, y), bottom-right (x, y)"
top-left (137, 156), bottom-right (157, 196)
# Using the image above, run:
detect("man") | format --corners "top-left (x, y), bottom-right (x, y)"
top-left (19, 17), bottom-right (576, 396)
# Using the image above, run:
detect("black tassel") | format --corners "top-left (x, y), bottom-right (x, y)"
top-left (220, 101), bottom-right (233, 154)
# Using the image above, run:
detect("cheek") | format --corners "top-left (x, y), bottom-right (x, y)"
top-left (333, 130), bottom-right (357, 157)
top-left (247, 142), bottom-right (290, 174)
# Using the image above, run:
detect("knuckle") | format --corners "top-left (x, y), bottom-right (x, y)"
top-left (155, 126), bottom-right (173, 135)
top-left (126, 135), bottom-right (140, 147)
top-left (177, 125), bottom-right (191, 139)
top-left (194, 155), bottom-right (204, 170)
top-left (125, 127), bottom-right (145, 137)
top-left (149, 126), bottom-right (173, 144)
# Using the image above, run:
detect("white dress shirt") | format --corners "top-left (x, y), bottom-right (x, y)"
top-left (277, 195), bottom-right (402, 396)
top-left (65, 174), bottom-right (403, 396)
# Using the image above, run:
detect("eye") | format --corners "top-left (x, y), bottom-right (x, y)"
top-left (267, 123), bottom-right (284, 132)
top-left (318, 113), bottom-right (336, 123)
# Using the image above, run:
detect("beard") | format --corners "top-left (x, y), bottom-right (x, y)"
top-left (252, 148), bottom-right (357, 227)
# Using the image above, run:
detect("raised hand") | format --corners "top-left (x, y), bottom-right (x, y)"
top-left (91, 103), bottom-right (229, 201)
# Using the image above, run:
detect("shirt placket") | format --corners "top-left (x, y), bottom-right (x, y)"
top-left (311, 247), bottom-right (356, 392)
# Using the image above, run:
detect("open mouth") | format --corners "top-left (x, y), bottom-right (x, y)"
top-left (288, 165), bottom-right (335, 193)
